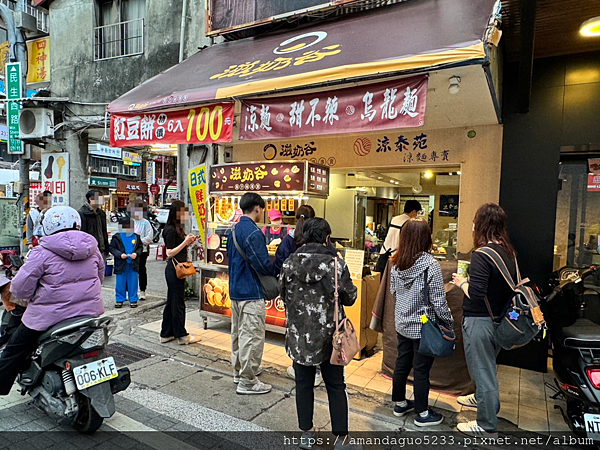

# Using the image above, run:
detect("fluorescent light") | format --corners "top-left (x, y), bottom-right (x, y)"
top-left (580, 16), bottom-right (600, 37)
top-left (457, 171), bottom-right (462, 175)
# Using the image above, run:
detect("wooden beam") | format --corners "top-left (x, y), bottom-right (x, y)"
top-left (517, 0), bottom-right (537, 113)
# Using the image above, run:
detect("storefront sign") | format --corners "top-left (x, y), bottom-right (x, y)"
top-left (123, 151), bottom-right (142, 166)
top-left (189, 165), bottom-right (208, 253)
top-left (589, 174), bottom-right (600, 192)
top-left (26, 38), bottom-right (50, 84)
top-left (42, 153), bottom-right (69, 205)
top-left (6, 62), bottom-right (23, 155)
top-left (238, 76), bottom-right (427, 141)
top-left (89, 144), bottom-right (122, 160)
top-left (149, 184), bottom-right (160, 195)
top-left (117, 181), bottom-right (146, 193)
top-left (110, 103), bottom-right (234, 147)
top-left (589, 158), bottom-right (600, 175)
top-left (0, 125), bottom-right (7, 142)
top-left (209, 161), bottom-right (329, 196)
top-left (29, 181), bottom-right (42, 207)
top-left (146, 161), bottom-right (156, 184)
top-left (90, 177), bottom-right (117, 189)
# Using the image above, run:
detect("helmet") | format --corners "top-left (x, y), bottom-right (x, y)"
top-left (41, 206), bottom-right (82, 236)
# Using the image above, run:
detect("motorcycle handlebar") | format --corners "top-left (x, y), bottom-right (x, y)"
top-left (546, 287), bottom-right (561, 302)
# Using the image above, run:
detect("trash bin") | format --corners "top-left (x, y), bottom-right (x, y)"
top-left (105, 264), bottom-right (113, 277)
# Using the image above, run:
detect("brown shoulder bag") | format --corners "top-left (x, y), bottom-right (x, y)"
top-left (330, 258), bottom-right (360, 366)
top-left (172, 256), bottom-right (196, 279)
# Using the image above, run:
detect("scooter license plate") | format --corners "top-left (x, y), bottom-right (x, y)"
top-left (73, 357), bottom-right (118, 390)
top-left (584, 414), bottom-right (600, 441)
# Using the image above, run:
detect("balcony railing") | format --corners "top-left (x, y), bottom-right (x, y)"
top-left (94, 18), bottom-right (144, 61)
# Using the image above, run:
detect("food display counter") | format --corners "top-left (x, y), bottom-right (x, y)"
top-left (198, 160), bottom-right (330, 333)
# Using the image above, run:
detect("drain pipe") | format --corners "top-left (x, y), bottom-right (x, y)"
top-left (178, 0), bottom-right (188, 62)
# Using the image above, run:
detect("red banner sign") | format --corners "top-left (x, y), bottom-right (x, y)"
top-left (238, 76), bottom-right (427, 141)
top-left (110, 103), bottom-right (234, 147)
top-left (589, 174), bottom-right (600, 192)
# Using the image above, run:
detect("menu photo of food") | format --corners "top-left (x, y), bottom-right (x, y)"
top-left (202, 275), bottom-right (232, 315)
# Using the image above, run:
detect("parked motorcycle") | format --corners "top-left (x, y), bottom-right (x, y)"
top-left (147, 211), bottom-right (162, 243)
top-left (544, 264), bottom-right (600, 440)
top-left (16, 315), bottom-right (131, 433)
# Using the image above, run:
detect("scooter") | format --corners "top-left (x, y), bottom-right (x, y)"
top-left (16, 315), bottom-right (131, 433)
top-left (544, 264), bottom-right (600, 439)
top-left (0, 254), bottom-right (27, 347)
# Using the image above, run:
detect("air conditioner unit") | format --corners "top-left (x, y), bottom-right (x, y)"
top-left (111, 166), bottom-right (119, 174)
top-left (130, 169), bottom-right (137, 176)
top-left (101, 167), bottom-right (109, 173)
top-left (19, 108), bottom-right (54, 139)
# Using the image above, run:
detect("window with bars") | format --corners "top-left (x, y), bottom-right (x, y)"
top-left (94, 0), bottom-right (145, 61)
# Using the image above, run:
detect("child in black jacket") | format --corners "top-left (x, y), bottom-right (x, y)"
top-left (110, 218), bottom-right (143, 308)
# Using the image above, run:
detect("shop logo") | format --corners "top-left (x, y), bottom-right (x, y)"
top-left (263, 143), bottom-right (277, 160)
top-left (273, 31), bottom-right (328, 55)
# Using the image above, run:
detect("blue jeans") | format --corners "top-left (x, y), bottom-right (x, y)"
top-left (116, 264), bottom-right (139, 304)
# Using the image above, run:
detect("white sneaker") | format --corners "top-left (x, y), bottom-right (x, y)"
top-left (236, 380), bottom-right (272, 395)
top-left (139, 291), bottom-right (146, 301)
top-left (286, 365), bottom-right (295, 379)
top-left (457, 393), bottom-right (477, 408)
top-left (314, 369), bottom-right (323, 387)
top-left (457, 420), bottom-right (498, 439)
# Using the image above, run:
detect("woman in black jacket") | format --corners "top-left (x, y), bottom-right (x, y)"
top-left (451, 203), bottom-right (517, 439)
top-left (280, 218), bottom-right (361, 450)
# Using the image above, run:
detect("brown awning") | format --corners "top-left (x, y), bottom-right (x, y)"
top-left (108, 0), bottom-right (498, 114)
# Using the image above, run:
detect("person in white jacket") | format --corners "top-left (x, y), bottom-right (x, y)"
top-left (129, 199), bottom-right (154, 300)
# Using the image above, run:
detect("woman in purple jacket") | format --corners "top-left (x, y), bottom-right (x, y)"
top-left (0, 206), bottom-right (105, 395)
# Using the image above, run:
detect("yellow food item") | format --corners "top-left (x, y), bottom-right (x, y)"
top-left (214, 286), bottom-right (223, 294)
top-left (209, 279), bottom-right (217, 287)
top-left (271, 168), bottom-right (279, 175)
top-left (291, 165), bottom-right (300, 174)
top-left (224, 297), bottom-right (232, 309)
top-left (220, 168), bottom-right (225, 174)
top-left (203, 285), bottom-right (213, 295)
top-left (284, 175), bottom-right (291, 182)
top-left (274, 180), bottom-right (281, 188)
top-left (207, 292), bottom-right (215, 306)
top-left (214, 292), bottom-right (223, 306)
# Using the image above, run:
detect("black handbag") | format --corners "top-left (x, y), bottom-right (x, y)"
top-left (231, 228), bottom-right (279, 301)
top-left (375, 223), bottom-right (404, 273)
top-left (476, 247), bottom-right (545, 351)
top-left (418, 268), bottom-right (456, 357)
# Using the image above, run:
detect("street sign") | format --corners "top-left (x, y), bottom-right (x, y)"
top-left (6, 62), bottom-right (23, 155)
top-left (149, 184), bottom-right (160, 195)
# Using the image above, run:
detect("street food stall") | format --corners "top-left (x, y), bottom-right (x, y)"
top-left (198, 160), bottom-right (330, 334)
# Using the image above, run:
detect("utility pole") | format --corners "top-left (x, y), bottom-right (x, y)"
top-left (0, 4), bottom-right (29, 253)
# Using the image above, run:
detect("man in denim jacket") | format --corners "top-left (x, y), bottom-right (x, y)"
top-left (227, 193), bottom-right (275, 395)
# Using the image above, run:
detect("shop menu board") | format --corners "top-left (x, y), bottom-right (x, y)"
top-left (201, 269), bottom-right (286, 328)
top-left (209, 161), bottom-right (329, 196)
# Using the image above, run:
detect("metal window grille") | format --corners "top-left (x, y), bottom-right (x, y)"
top-left (94, 18), bottom-right (144, 61)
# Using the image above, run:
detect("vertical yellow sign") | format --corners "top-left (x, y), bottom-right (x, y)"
top-left (189, 164), bottom-right (208, 254)
top-left (0, 41), bottom-right (9, 78)
top-left (26, 37), bottom-right (50, 83)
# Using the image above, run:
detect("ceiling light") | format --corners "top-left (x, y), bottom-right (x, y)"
top-left (424, 171), bottom-right (433, 179)
top-left (580, 16), bottom-right (600, 37)
top-left (394, 181), bottom-right (399, 185)
top-left (389, 180), bottom-right (395, 184)
top-left (448, 76), bottom-right (461, 95)
top-left (377, 177), bottom-right (382, 180)
top-left (457, 171), bottom-right (462, 175)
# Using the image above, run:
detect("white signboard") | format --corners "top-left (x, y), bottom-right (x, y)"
top-left (0, 125), bottom-right (8, 142)
top-left (146, 161), bottom-right (155, 184)
top-left (89, 144), bottom-right (122, 160)
top-left (42, 152), bottom-right (69, 206)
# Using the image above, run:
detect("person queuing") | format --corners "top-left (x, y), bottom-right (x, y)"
top-left (128, 199), bottom-right (154, 300)
top-left (273, 204), bottom-right (323, 387)
top-left (280, 218), bottom-right (360, 450)
top-left (390, 218), bottom-right (453, 427)
top-left (160, 200), bottom-right (200, 345)
top-left (262, 209), bottom-right (288, 244)
top-left (227, 193), bottom-right (274, 395)
top-left (110, 218), bottom-right (143, 308)
top-left (0, 206), bottom-right (104, 395)
top-left (451, 203), bottom-right (517, 439)
top-left (26, 190), bottom-right (52, 249)
top-left (79, 190), bottom-right (109, 261)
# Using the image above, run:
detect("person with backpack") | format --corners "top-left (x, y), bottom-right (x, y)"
top-left (390, 218), bottom-right (454, 427)
top-left (451, 203), bottom-right (517, 439)
top-left (376, 200), bottom-right (422, 273)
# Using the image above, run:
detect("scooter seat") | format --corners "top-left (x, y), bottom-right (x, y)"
top-left (561, 318), bottom-right (600, 348)
top-left (37, 315), bottom-right (107, 342)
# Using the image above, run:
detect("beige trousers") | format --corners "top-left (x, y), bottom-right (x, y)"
top-left (231, 299), bottom-right (266, 387)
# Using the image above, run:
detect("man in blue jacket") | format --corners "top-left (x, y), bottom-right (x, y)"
top-left (227, 192), bottom-right (275, 395)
